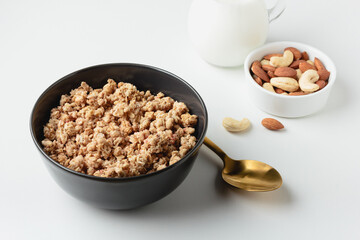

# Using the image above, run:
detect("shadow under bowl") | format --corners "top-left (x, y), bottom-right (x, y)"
top-left (30, 63), bottom-right (208, 209)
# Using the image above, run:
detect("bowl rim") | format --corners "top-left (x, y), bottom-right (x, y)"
top-left (244, 41), bottom-right (337, 98)
top-left (30, 63), bottom-right (208, 182)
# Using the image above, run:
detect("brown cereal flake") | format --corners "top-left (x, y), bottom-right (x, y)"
top-left (42, 79), bottom-right (198, 178)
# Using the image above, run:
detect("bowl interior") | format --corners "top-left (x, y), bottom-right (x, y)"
top-left (31, 63), bottom-right (208, 179)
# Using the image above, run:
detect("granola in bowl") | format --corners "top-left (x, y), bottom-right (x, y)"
top-left (42, 79), bottom-right (198, 178)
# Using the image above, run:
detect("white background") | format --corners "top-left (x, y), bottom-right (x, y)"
top-left (1, 0), bottom-right (359, 239)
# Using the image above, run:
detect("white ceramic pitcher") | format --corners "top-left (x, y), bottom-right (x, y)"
top-left (188, 0), bottom-right (286, 67)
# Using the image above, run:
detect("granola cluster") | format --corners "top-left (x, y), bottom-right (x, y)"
top-left (42, 79), bottom-right (198, 178)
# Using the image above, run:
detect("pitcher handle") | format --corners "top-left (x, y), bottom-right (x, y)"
top-left (268, 0), bottom-right (286, 23)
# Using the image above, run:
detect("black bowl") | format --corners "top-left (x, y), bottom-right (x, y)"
top-left (30, 63), bottom-right (208, 209)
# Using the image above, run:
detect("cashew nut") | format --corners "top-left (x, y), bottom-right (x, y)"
top-left (307, 60), bottom-right (315, 66)
top-left (270, 50), bottom-right (294, 67)
top-left (299, 69), bottom-right (320, 92)
top-left (260, 59), bottom-right (270, 66)
top-left (262, 82), bottom-right (275, 92)
top-left (296, 69), bottom-right (302, 79)
top-left (222, 117), bottom-right (251, 132)
top-left (270, 77), bottom-right (299, 92)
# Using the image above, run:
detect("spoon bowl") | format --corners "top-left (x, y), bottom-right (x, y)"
top-left (204, 137), bottom-right (282, 192)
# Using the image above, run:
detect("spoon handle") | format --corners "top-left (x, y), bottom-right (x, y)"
top-left (203, 137), bottom-right (226, 162)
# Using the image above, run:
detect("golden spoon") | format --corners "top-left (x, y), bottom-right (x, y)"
top-left (203, 137), bottom-right (282, 192)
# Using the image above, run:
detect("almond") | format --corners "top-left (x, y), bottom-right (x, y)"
top-left (263, 53), bottom-right (282, 60)
top-left (267, 71), bottom-right (276, 79)
top-left (324, 81), bottom-right (328, 88)
top-left (262, 65), bottom-right (276, 72)
top-left (301, 51), bottom-right (309, 61)
top-left (317, 69), bottom-right (330, 80)
top-left (299, 61), bottom-right (316, 72)
top-left (252, 60), bottom-right (262, 69)
top-left (289, 91), bottom-right (308, 96)
top-left (314, 57), bottom-right (325, 70)
top-left (285, 47), bottom-right (302, 60)
top-left (254, 76), bottom-right (263, 86)
top-left (289, 60), bottom-right (306, 69)
top-left (315, 80), bottom-right (327, 90)
top-left (261, 118), bottom-right (284, 130)
top-left (275, 88), bottom-right (285, 94)
top-left (274, 67), bottom-right (297, 78)
top-left (251, 65), bottom-right (270, 82)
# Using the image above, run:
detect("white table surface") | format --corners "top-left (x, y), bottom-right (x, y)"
top-left (1, 0), bottom-right (359, 239)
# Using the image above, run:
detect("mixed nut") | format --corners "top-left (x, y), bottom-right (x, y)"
top-left (251, 47), bottom-right (331, 96)
top-left (222, 117), bottom-right (284, 132)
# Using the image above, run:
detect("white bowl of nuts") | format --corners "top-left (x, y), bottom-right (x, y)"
top-left (244, 41), bottom-right (336, 118)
